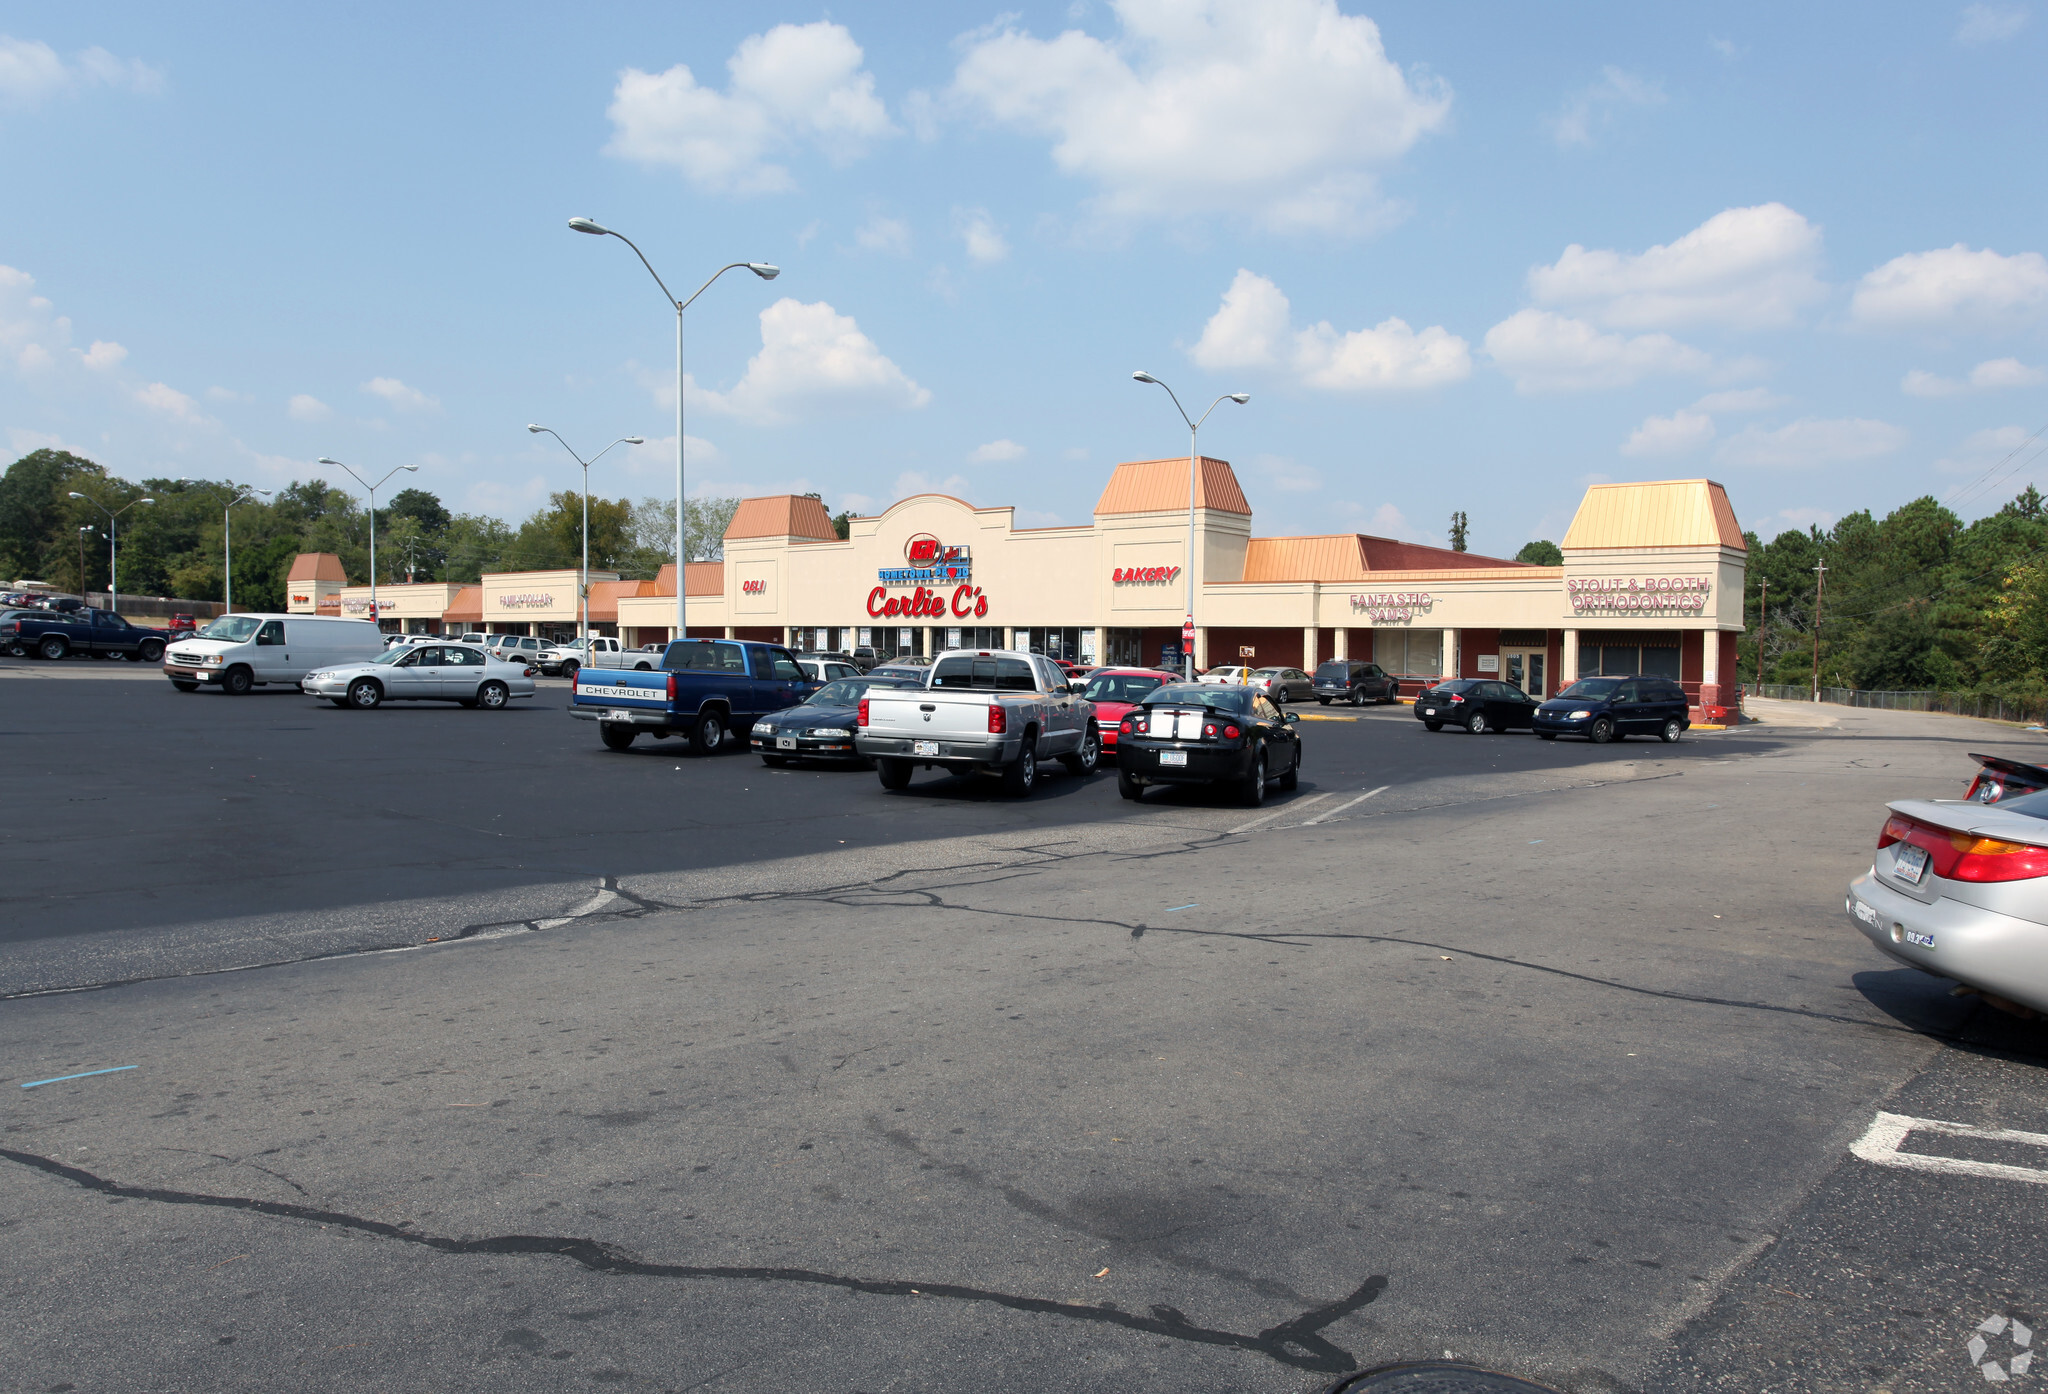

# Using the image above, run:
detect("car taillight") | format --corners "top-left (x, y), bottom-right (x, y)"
top-left (1876, 814), bottom-right (1911, 849)
top-left (1879, 812), bottom-right (2048, 882)
top-left (1132, 714), bottom-right (1148, 733)
top-left (988, 705), bottom-right (1007, 735)
top-left (1447, 694), bottom-right (1465, 703)
top-left (858, 697), bottom-right (870, 727)
top-left (1224, 724), bottom-right (1241, 739)
top-left (1203, 721), bottom-right (1217, 738)
top-left (667, 672), bottom-right (677, 701)
top-left (1119, 718), bottom-right (1134, 734)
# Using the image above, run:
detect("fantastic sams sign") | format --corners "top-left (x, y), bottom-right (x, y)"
top-left (869, 535), bottom-right (988, 618)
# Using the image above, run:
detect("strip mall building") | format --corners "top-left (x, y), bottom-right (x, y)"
top-left (288, 458), bottom-right (1749, 714)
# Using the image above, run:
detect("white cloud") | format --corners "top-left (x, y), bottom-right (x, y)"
top-left (617, 434), bottom-right (723, 480)
top-left (956, 207), bottom-right (1010, 264)
top-left (1622, 408), bottom-right (1717, 458)
top-left (1708, 37), bottom-right (1743, 60)
top-left (1692, 387), bottom-right (1788, 413)
top-left (1902, 357), bottom-right (2048, 396)
top-left (969, 438), bottom-right (1026, 463)
top-left (1526, 204), bottom-right (1826, 330)
top-left (132, 381), bottom-right (207, 423)
top-left (0, 37), bottom-right (161, 105)
top-left (605, 21), bottom-right (894, 195)
top-left (891, 470), bottom-right (972, 500)
top-left (205, 385), bottom-right (252, 404)
top-left (1548, 66), bottom-right (1665, 148)
top-left (362, 376), bottom-right (439, 411)
top-left (1483, 309), bottom-right (1712, 393)
top-left (1957, 3), bottom-right (2029, 44)
top-left (1255, 453), bottom-right (1321, 493)
top-left (1850, 244), bottom-right (2048, 330)
top-left (697, 298), bottom-right (929, 424)
top-left (1713, 417), bottom-right (1907, 469)
top-left (1331, 500), bottom-right (1436, 544)
top-left (287, 393), bottom-right (332, 422)
top-left (855, 215), bottom-right (911, 255)
top-left (949, 0), bottom-right (1451, 232)
top-left (1191, 269), bottom-right (1470, 391)
top-left (78, 339), bottom-right (126, 371)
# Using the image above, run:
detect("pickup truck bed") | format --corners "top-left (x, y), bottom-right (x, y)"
top-left (855, 649), bottom-right (1099, 795)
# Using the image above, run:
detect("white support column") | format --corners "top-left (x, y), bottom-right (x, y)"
top-left (722, 626), bottom-right (734, 639)
top-left (1332, 627), bottom-right (1348, 661)
top-left (1091, 626), bottom-right (1107, 665)
top-left (1194, 627), bottom-right (1209, 671)
top-left (1442, 628), bottom-right (1460, 682)
top-left (1562, 629), bottom-right (1579, 685)
top-left (1699, 627), bottom-right (1719, 698)
top-left (1303, 626), bottom-right (1319, 671)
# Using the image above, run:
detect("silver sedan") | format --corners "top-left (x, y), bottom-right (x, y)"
top-left (1847, 794), bottom-right (2048, 1016)
top-left (301, 643), bottom-right (537, 710)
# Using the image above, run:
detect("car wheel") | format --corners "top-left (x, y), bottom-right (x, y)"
top-left (1589, 716), bottom-right (1615, 744)
top-left (1117, 765), bottom-right (1144, 801)
top-left (1538, 732), bottom-right (1556, 741)
top-left (224, 665), bottom-right (255, 696)
top-left (1278, 750), bottom-right (1299, 791)
top-left (1659, 717), bottom-right (1682, 743)
top-left (560, 660), bottom-right (579, 678)
top-left (329, 698), bottom-right (350, 708)
top-left (346, 677), bottom-right (381, 709)
top-left (876, 757), bottom-right (912, 790)
top-left (1318, 697), bottom-right (1331, 706)
top-left (477, 681), bottom-right (509, 710)
top-left (1002, 741), bottom-right (1038, 796)
top-left (600, 722), bottom-right (636, 751)
top-left (1351, 688), bottom-right (1367, 707)
top-left (138, 638), bottom-right (164, 663)
top-left (761, 754), bottom-right (789, 767)
top-left (1424, 720), bottom-right (1443, 731)
top-left (1061, 727), bottom-right (1100, 776)
top-left (1465, 710), bottom-right (1488, 735)
top-left (170, 679), bottom-right (199, 692)
top-left (1240, 748), bottom-right (1268, 807)
top-left (635, 662), bottom-right (652, 671)
top-left (690, 710), bottom-right (726, 756)
top-left (37, 635), bottom-right (67, 660)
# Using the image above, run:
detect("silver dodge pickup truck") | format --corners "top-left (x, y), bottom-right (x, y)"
top-left (854, 648), bottom-right (1099, 794)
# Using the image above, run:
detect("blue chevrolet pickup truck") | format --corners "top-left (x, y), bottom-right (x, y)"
top-left (569, 637), bottom-right (821, 754)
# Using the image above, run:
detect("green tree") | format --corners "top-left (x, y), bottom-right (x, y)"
top-left (1448, 510), bottom-right (1468, 553)
top-left (1514, 539), bottom-right (1562, 566)
top-left (0, 449), bottom-right (105, 582)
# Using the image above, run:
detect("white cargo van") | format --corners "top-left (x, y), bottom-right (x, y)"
top-left (163, 613), bottom-right (384, 695)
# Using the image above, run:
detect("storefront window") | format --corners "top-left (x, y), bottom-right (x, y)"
top-left (1373, 629), bottom-right (1441, 680)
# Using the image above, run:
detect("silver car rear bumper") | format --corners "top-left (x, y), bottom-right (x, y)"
top-left (1847, 869), bottom-right (2048, 1013)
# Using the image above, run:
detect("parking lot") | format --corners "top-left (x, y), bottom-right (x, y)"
top-left (5, 664), bottom-right (2046, 1392)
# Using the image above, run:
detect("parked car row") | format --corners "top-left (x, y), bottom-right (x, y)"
top-left (1415, 675), bottom-right (1693, 743)
top-left (1, 606), bottom-right (169, 662)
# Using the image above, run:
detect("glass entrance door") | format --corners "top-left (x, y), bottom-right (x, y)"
top-left (1503, 649), bottom-right (1547, 699)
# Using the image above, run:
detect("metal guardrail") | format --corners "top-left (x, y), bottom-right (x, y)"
top-left (1742, 682), bottom-right (2047, 725)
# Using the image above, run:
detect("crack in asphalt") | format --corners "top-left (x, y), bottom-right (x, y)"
top-left (0, 1146), bottom-right (1387, 1373)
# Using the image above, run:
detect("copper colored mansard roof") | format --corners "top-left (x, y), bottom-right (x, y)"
top-left (1562, 479), bottom-right (1746, 552)
top-left (1095, 457), bottom-right (1252, 517)
top-left (723, 494), bottom-right (838, 541)
top-left (651, 562), bottom-right (726, 597)
top-left (287, 552), bottom-right (348, 583)
top-left (1238, 534), bottom-right (1528, 583)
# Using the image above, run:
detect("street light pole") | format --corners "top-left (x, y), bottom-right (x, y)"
top-left (569, 217), bottom-right (778, 639)
top-left (1130, 374), bottom-right (1249, 680)
top-left (78, 526), bottom-right (94, 603)
top-left (177, 480), bottom-right (272, 616)
top-left (1811, 559), bottom-right (1827, 702)
top-left (526, 427), bottom-right (645, 645)
top-left (67, 492), bottom-right (155, 615)
top-left (318, 458), bottom-right (417, 628)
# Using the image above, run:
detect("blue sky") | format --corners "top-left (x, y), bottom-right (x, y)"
top-left (3, 1), bottom-right (2045, 557)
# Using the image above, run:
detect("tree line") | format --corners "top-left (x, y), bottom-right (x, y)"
top-left (0, 448), bottom-right (775, 610)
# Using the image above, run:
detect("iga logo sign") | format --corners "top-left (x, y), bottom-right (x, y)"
top-left (880, 535), bottom-right (971, 586)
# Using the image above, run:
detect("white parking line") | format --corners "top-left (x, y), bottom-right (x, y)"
top-left (1850, 1111), bottom-right (2048, 1185)
top-left (1300, 785), bottom-right (1391, 826)
top-left (1227, 792), bottom-right (1333, 835)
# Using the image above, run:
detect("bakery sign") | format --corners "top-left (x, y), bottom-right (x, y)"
top-left (497, 592), bottom-right (554, 609)
top-left (1112, 565), bottom-right (1180, 584)
top-left (1350, 590), bottom-right (1433, 622)
top-left (1569, 576), bottom-right (1709, 614)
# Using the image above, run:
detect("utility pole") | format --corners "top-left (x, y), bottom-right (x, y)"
top-left (1754, 574), bottom-right (1767, 689)
top-left (1811, 559), bottom-right (1827, 702)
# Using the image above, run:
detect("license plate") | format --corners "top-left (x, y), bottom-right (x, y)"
top-left (1892, 842), bottom-right (1930, 885)
top-left (1422, 707), bottom-right (1437, 716)
top-left (913, 740), bottom-right (940, 757)
top-left (1160, 750), bottom-right (1187, 766)
top-left (609, 709), bottom-right (635, 721)
top-left (776, 736), bottom-right (797, 750)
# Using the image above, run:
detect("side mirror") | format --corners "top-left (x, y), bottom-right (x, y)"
top-left (1281, 710), bottom-right (1298, 723)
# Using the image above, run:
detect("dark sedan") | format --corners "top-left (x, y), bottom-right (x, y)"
top-left (1115, 682), bottom-right (1301, 807)
top-left (1415, 678), bottom-right (1539, 734)
top-left (750, 675), bottom-right (920, 766)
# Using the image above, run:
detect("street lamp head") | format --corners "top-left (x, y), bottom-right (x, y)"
top-left (623, 437), bottom-right (645, 445)
top-left (527, 424), bottom-right (547, 434)
top-left (80, 525), bottom-right (93, 532)
top-left (139, 498), bottom-right (155, 506)
top-left (1132, 371), bottom-right (1159, 384)
top-left (68, 491), bottom-right (86, 499)
top-left (317, 457), bottom-right (340, 466)
top-left (747, 263), bottom-right (780, 280)
top-left (252, 488), bottom-right (272, 497)
top-left (402, 465), bottom-right (418, 473)
top-left (1228, 393), bottom-right (1250, 404)
top-left (568, 217), bottom-right (610, 236)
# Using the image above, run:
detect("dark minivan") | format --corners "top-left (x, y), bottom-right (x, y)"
top-left (1312, 659), bottom-right (1399, 706)
top-left (1533, 675), bottom-right (1690, 744)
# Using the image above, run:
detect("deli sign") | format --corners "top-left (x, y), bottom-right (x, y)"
top-left (740, 579), bottom-right (766, 595)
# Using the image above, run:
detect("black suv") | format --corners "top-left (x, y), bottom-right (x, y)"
top-left (1533, 674), bottom-right (1691, 743)
top-left (1312, 659), bottom-right (1399, 706)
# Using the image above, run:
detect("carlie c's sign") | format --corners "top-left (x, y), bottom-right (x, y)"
top-left (1113, 566), bottom-right (1180, 584)
top-left (867, 584), bottom-right (989, 619)
top-left (1569, 576), bottom-right (1710, 613)
top-left (498, 592), bottom-right (554, 609)
top-left (1351, 591), bottom-right (1433, 622)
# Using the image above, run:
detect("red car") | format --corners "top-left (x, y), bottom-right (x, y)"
top-left (166, 613), bottom-right (197, 634)
top-left (1077, 667), bottom-right (1184, 757)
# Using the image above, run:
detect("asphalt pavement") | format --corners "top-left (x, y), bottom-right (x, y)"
top-left (3, 666), bottom-right (2046, 1393)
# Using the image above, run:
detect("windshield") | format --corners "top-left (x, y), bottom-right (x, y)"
top-left (1559, 678), bottom-right (1622, 699)
top-left (1989, 790), bottom-right (2048, 822)
top-left (1083, 673), bottom-right (1166, 704)
top-left (1145, 683), bottom-right (1249, 711)
top-left (807, 678), bottom-right (873, 705)
top-left (200, 616), bottom-right (263, 641)
top-left (370, 648), bottom-right (411, 666)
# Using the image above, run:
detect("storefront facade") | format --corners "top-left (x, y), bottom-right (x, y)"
top-left (287, 462), bottom-right (1749, 713)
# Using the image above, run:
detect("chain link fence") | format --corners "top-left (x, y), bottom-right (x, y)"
top-left (1742, 682), bottom-right (2048, 725)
